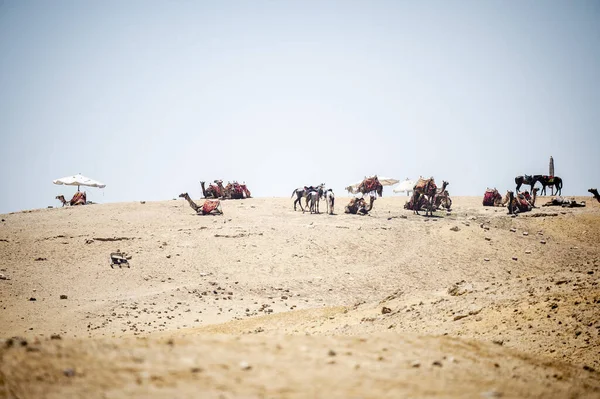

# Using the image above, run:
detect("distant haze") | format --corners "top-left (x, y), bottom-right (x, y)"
top-left (1, 1), bottom-right (599, 213)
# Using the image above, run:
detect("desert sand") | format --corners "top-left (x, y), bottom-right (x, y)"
top-left (1, 195), bottom-right (599, 398)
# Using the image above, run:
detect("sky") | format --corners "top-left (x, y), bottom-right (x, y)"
top-left (0, 0), bottom-right (599, 213)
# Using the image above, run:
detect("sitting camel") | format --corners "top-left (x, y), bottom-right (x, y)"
top-left (543, 196), bottom-right (586, 208)
top-left (200, 181), bottom-right (222, 199)
top-left (345, 195), bottom-right (376, 215)
top-left (588, 188), bottom-right (600, 203)
top-left (56, 192), bottom-right (87, 207)
top-left (507, 188), bottom-right (538, 215)
top-left (179, 193), bottom-right (223, 215)
top-left (483, 188), bottom-right (507, 207)
top-left (435, 185), bottom-right (452, 211)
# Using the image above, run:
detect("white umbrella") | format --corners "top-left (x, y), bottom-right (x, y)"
top-left (53, 173), bottom-right (106, 191)
top-left (375, 176), bottom-right (400, 186)
top-left (347, 175), bottom-right (399, 191)
top-left (393, 178), bottom-right (415, 193)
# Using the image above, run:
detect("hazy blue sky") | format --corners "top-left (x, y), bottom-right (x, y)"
top-left (1, 1), bottom-right (599, 213)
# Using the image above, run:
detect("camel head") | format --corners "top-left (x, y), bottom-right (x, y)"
top-left (178, 193), bottom-right (188, 198)
top-left (588, 188), bottom-right (599, 196)
top-left (441, 180), bottom-right (449, 191)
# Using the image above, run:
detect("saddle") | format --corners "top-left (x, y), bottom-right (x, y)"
top-left (70, 191), bottom-right (86, 206)
top-left (202, 200), bottom-right (220, 214)
top-left (414, 178), bottom-right (437, 195)
top-left (362, 177), bottom-right (379, 192)
top-left (483, 188), bottom-right (499, 206)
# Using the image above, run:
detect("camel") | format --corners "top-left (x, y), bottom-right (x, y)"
top-left (56, 192), bottom-right (87, 207)
top-left (435, 186), bottom-right (452, 211)
top-left (542, 196), bottom-right (585, 208)
top-left (483, 188), bottom-right (508, 207)
top-left (345, 195), bottom-right (376, 215)
top-left (291, 184), bottom-right (324, 211)
top-left (200, 181), bottom-right (222, 199)
top-left (409, 178), bottom-right (448, 216)
top-left (507, 188), bottom-right (538, 215)
top-left (56, 195), bottom-right (69, 207)
top-left (515, 175), bottom-right (541, 193)
top-left (179, 193), bottom-right (223, 215)
top-left (356, 176), bottom-right (383, 197)
top-left (589, 188), bottom-right (600, 203)
top-left (323, 189), bottom-right (335, 215)
top-left (537, 176), bottom-right (563, 196)
top-left (222, 181), bottom-right (251, 200)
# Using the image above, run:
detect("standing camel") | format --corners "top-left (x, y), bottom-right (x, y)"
top-left (357, 176), bottom-right (383, 197)
top-left (409, 178), bottom-right (448, 216)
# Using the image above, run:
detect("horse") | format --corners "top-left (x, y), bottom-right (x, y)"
top-left (291, 184), bottom-right (324, 211)
top-left (538, 176), bottom-right (563, 196)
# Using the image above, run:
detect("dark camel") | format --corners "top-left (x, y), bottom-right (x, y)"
top-left (588, 188), bottom-right (600, 203)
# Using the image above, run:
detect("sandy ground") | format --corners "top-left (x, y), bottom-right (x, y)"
top-left (1, 194), bottom-right (599, 398)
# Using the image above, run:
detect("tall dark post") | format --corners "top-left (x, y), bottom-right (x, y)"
top-left (549, 156), bottom-right (555, 195)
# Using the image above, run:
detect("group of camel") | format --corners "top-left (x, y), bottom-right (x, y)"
top-left (200, 180), bottom-right (252, 200)
top-left (482, 176), bottom-right (599, 215)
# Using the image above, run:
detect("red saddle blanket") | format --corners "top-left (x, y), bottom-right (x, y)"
top-left (202, 200), bottom-right (220, 214)
top-left (483, 189), bottom-right (499, 206)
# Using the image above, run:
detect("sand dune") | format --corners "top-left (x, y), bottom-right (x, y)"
top-left (1, 195), bottom-right (599, 398)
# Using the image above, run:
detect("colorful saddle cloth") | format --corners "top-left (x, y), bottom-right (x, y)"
top-left (483, 189), bottom-right (499, 206)
top-left (202, 200), bottom-right (220, 214)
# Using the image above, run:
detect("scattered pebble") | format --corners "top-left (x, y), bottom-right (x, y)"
top-left (29, 297), bottom-right (36, 301)
top-left (510, 228), bottom-right (516, 233)
top-left (522, 232), bottom-right (529, 236)
top-left (239, 361), bottom-right (252, 370)
top-left (512, 257), bottom-right (518, 261)
top-left (525, 250), bottom-right (531, 254)
top-left (432, 360), bottom-right (442, 367)
top-left (381, 307), bottom-right (391, 314)
top-left (328, 349), bottom-right (337, 357)
top-left (484, 258), bottom-right (490, 262)
top-left (540, 240), bottom-right (547, 244)
top-left (411, 360), bottom-right (421, 368)
top-left (485, 237), bottom-right (491, 241)
top-left (63, 368), bottom-right (76, 377)
top-left (450, 226), bottom-right (460, 232)
top-left (60, 295), bottom-right (68, 300)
